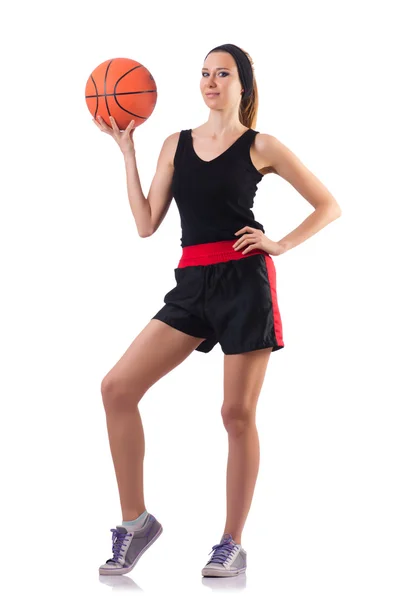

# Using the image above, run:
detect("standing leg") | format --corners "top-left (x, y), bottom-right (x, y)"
top-left (101, 318), bottom-right (206, 521)
top-left (221, 347), bottom-right (272, 545)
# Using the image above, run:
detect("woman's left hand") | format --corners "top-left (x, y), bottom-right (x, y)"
top-left (232, 226), bottom-right (283, 256)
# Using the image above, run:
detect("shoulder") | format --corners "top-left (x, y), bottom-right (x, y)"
top-left (252, 132), bottom-right (302, 175)
top-left (250, 132), bottom-right (279, 175)
top-left (164, 131), bottom-right (182, 146)
top-left (252, 134), bottom-right (332, 204)
top-left (161, 131), bottom-right (184, 167)
top-left (251, 131), bottom-right (275, 154)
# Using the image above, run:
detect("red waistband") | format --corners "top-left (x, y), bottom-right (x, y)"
top-left (177, 239), bottom-right (269, 268)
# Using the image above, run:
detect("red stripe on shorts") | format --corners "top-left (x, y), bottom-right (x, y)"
top-left (264, 253), bottom-right (284, 348)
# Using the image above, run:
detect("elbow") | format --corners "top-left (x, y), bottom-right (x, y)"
top-left (332, 198), bottom-right (342, 217)
top-left (139, 229), bottom-right (153, 238)
top-left (333, 205), bottom-right (342, 219)
top-left (139, 222), bottom-right (155, 237)
top-left (326, 201), bottom-right (342, 220)
top-left (138, 218), bottom-right (154, 238)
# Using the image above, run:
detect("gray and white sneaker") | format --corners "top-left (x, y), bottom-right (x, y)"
top-left (202, 533), bottom-right (247, 577)
top-left (99, 513), bottom-right (163, 576)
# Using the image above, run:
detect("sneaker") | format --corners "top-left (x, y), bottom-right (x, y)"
top-left (201, 533), bottom-right (247, 577)
top-left (99, 512), bottom-right (163, 576)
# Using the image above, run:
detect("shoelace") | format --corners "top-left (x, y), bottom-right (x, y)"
top-left (207, 538), bottom-right (237, 565)
top-left (106, 528), bottom-right (132, 564)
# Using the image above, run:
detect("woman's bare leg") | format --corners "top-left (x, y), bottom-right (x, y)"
top-left (101, 319), bottom-right (205, 521)
top-left (221, 348), bottom-right (273, 545)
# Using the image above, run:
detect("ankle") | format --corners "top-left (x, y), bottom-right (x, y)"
top-left (122, 508), bottom-right (147, 521)
top-left (223, 531), bottom-right (241, 545)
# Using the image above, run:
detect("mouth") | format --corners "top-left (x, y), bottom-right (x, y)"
top-left (206, 93), bottom-right (219, 97)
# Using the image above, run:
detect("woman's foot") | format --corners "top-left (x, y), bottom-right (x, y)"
top-left (201, 533), bottom-right (247, 577)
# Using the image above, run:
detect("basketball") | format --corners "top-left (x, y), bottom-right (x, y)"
top-left (85, 57), bottom-right (157, 130)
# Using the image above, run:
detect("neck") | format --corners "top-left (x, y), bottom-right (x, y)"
top-left (204, 110), bottom-right (245, 137)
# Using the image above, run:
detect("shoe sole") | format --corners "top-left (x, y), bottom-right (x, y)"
top-left (202, 566), bottom-right (246, 577)
top-left (99, 525), bottom-right (163, 576)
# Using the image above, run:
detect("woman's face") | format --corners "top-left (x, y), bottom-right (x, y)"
top-left (200, 51), bottom-right (243, 108)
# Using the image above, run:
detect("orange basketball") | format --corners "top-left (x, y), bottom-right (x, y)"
top-left (85, 57), bottom-right (157, 130)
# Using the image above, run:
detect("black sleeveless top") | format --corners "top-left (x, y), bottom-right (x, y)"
top-left (171, 128), bottom-right (265, 247)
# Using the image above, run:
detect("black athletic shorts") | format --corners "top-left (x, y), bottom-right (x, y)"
top-left (151, 239), bottom-right (284, 355)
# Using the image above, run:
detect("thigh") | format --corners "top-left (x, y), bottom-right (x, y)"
top-left (101, 319), bottom-right (206, 400)
top-left (222, 347), bottom-right (272, 420)
top-left (152, 265), bottom-right (218, 353)
top-left (207, 254), bottom-right (284, 354)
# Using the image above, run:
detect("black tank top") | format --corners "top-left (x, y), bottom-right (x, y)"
top-left (171, 128), bottom-right (265, 247)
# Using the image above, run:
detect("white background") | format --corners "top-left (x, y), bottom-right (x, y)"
top-left (1, 0), bottom-right (396, 597)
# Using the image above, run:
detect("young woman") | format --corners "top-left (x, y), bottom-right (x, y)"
top-left (93, 43), bottom-right (341, 578)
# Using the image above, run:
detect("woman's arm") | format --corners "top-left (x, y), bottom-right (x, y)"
top-left (124, 132), bottom-right (179, 237)
top-left (256, 134), bottom-right (342, 254)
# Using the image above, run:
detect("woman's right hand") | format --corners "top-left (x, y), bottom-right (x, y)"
top-left (93, 115), bottom-right (136, 155)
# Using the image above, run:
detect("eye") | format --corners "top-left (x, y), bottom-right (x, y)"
top-left (201, 71), bottom-right (229, 77)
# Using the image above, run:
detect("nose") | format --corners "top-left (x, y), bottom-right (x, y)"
top-left (207, 72), bottom-right (217, 85)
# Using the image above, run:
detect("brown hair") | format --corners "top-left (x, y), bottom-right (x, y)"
top-left (237, 47), bottom-right (258, 129)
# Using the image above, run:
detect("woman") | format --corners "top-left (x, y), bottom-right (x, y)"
top-left (93, 43), bottom-right (342, 578)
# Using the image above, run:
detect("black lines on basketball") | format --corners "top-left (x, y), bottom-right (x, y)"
top-left (85, 90), bottom-right (157, 99)
top-left (104, 60), bottom-right (113, 118)
top-left (89, 74), bottom-right (100, 118)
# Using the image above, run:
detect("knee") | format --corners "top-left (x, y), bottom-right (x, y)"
top-left (101, 375), bottom-right (138, 413)
top-left (221, 405), bottom-right (254, 436)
